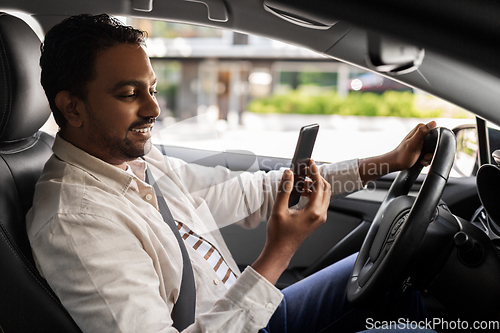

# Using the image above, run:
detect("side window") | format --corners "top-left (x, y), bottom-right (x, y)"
top-left (41, 17), bottom-right (475, 175)
top-left (454, 126), bottom-right (478, 177)
top-left (453, 123), bottom-right (500, 177)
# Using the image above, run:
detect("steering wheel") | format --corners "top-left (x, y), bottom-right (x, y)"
top-left (347, 127), bottom-right (456, 307)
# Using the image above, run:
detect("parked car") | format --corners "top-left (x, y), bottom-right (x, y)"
top-left (1, 0), bottom-right (500, 332)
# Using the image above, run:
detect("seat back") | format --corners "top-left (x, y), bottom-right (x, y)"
top-left (0, 13), bottom-right (81, 332)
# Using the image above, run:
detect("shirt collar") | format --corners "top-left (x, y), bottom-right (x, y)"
top-left (128, 159), bottom-right (147, 183)
top-left (52, 134), bottom-right (139, 195)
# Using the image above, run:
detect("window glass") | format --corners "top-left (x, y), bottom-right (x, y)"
top-left (41, 17), bottom-right (475, 177)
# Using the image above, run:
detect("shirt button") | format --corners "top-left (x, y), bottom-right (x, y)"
top-left (213, 279), bottom-right (219, 285)
top-left (265, 302), bottom-right (273, 310)
top-left (145, 194), bottom-right (153, 201)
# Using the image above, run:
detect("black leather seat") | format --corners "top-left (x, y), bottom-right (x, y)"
top-left (0, 13), bottom-right (82, 332)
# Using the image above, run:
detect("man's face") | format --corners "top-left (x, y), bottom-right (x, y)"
top-left (77, 43), bottom-right (160, 166)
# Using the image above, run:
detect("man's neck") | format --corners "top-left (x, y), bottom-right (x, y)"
top-left (58, 129), bottom-right (128, 170)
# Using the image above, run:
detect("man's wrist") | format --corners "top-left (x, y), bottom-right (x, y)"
top-left (251, 244), bottom-right (293, 285)
top-left (383, 150), bottom-right (401, 173)
top-left (358, 151), bottom-right (399, 185)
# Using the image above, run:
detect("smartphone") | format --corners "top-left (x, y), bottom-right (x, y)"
top-left (288, 124), bottom-right (319, 207)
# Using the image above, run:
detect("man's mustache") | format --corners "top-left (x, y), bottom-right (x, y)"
top-left (128, 117), bottom-right (156, 130)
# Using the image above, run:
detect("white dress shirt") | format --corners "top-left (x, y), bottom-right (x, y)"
top-left (26, 134), bottom-right (364, 333)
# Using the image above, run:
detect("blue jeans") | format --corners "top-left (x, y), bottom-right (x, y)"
top-left (260, 253), bottom-right (435, 333)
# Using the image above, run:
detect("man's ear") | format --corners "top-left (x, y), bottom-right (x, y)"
top-left (54, 91), bottom-right (84, 127)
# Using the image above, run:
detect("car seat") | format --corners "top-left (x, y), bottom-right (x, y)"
top-left (0, 13), bottom-right (82, 332)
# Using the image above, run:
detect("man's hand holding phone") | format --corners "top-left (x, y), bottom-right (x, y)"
top-left (251, 161), bottom-right (331, 285)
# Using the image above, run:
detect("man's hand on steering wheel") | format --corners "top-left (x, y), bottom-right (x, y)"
top-left (391, 121), bottom-right (437, 169)
top-left (358, 121), bottom-right (437, 186)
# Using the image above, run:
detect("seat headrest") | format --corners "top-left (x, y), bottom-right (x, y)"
top-left (0, 13), bottom-right (51, 142)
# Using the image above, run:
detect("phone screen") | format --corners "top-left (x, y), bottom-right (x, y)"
top-left (288, 124), bottom-right (319, 207)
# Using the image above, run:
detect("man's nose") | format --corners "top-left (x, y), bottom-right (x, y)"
top-left (139, 93), bottom-right (161, 119)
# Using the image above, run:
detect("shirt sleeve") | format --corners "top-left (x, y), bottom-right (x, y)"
top-left (154, 153), bottom-right (364, 230)
top-left (30, 213), bottom-right (282, 333)
top-left (194, 266), bottom-right (283, 333)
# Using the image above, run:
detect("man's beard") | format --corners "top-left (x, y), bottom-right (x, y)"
top-left (86, 105), bottom-right (155, 162)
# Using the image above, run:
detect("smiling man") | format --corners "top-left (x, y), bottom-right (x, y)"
top-left (50, 42), bottom-right (159, 167)
top-left (27, 14), bottom-right (436, 333)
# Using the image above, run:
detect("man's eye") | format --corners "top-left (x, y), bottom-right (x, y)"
top-left (150, 90), bottom-right (158, 96)
top-left (121, 93), bottom-right (136, 98)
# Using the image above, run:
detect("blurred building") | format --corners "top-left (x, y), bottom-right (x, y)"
top-left (129, 19), bottom-right (366, 124)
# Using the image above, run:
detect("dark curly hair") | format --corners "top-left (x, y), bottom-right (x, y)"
top-left (40, 14), bottom-right (146, 128)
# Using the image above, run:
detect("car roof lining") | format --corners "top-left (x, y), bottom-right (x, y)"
top-left (2, 0), bottom-right (500, 125)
